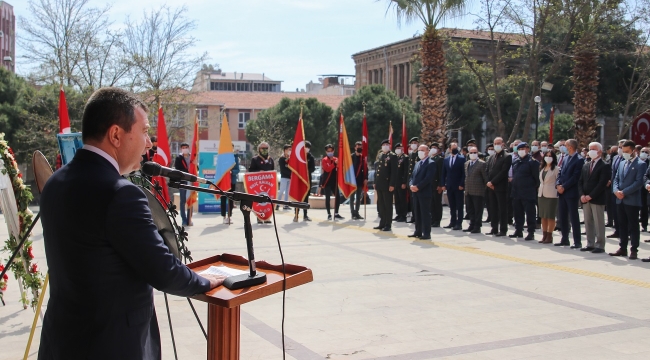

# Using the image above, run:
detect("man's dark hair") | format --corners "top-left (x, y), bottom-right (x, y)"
top-left (180, 142), bottom-right (190, 148)
top-left (82, 87), bottom-right (148, 142)
top-left (150, 136), bottom-right (157, 142)
top-left (283, 144), bottom-right (291, 150)
top-left (355, 141), bottom-right (362, 146)
top-left (325, 144), bottom-right (334, 150)
top-left (305, 140), bottom-right (312, 148)
top-left (623, 140), bottom-right (636, 149)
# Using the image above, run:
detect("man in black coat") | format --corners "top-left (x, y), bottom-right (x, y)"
top-left (38, 88), bottom-right (223, 360)
top-left (406, 137), bottom-right (420, 223)
top-left (302, 140), bottom-right (316, 221)
top-left (509, 142), bottom-right (540, 240)
top-left (393, 143), bottom-right (410, 222)
top-left (486, 137), bottom-right (513, 236)
top-left (429, 142), bottom-right (444, 227)
top-left (578, 142), bottom-right (611, 253)
top-left (351, 141), bottom-right (368, 220)
top-left (408, 145), bottom-right (437, 239)
top-left (374, 139), bottom-right (398, 231)
top-left (174, 142), bottom-right (191, 226)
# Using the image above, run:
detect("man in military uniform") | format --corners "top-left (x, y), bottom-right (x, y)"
top-left (393, 143), bottom-right (409, 222)
top-left (374, 139), bottom-right (398, 231)
top-left (406, 137), bottom-right (420, 223)
top-left (429, 142), bottom-right (444, 227)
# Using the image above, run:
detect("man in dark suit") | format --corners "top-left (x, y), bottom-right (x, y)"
top-left (610, 140), bottom-right (648, 259)
top-left (393, 143), bottom-right (409, 222)
top-left (441, 141), bottom-right (466, 230)
top-left (38, 88), bottom-right (224, 360)
top-left (408, 145), bottom-right (438, 239)
top-left (555, 139), bottom-right (584, 248)
top-left (510, 143), bottom-right (540, 240)
top-left (301, 140), bottom-right (316, 221)
top-left (486, 137), bottom-right (512, 236)
top-left (578, 142), bottom-right (611, 253)
top-left (174, 142), bottom-right (191, 226)
top-left (607, 140), bottom-right (627, 238)
top-left (406, 137), bottom-right (420, 223)
top-left (374, 139), bottom-right (398, 231)
top-left (429, 142), bottom-right (444, 227)
top-left (464, 146), bottom-right (488, 233)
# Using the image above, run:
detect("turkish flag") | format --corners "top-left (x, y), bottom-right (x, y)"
top-left (288, 117), bottom-right (310, 202)
top-left (152, 106), bottom-right (171, 206)
top-left (59, 86), bottom-right (71, 134)
top-left (631, 112), bottom-right (650, 147)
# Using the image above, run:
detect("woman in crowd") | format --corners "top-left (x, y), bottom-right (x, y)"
top-left (538, 149), bottom-right (559, 244)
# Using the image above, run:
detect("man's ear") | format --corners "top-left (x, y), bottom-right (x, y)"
top-left (107, 125), bottom-right (122, 148)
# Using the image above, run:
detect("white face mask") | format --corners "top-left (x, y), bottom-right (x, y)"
top-left (182, 148), bottom-right (190, 155)
top-left (305, 148), bottom-right (310, 153)
top-left (518, 150), bottom-right (527, 158)
top-left (418, 151), bottom-right (426, 160)
top-left (395, 149), bottom-right (403, 155)
top-left (286, 151), bottom-right (291, 156)
top-left (494, 145), bottom-right (503, 153)
top-left (544, 157), bottom-right (553, 164)
top-left (622, 152), bottom-right (632, 161)
top-left (429, 148), bottom-right (437, 156)
top-left (487, 150), bottom-right (495, 156)
top-left (618, 148), bottom-right (623, 156)
top-left (541, 147), bottom-right (548, 153)
top-left (408, 149), bottom-right (414, 155)
top-left (469, 153), bottom-right (478, 160)
top-left (531, 146), bottom-right (539, 153)
top-left (410, 144), bottom-right (418, 150)
top-left (641, 153), bottom-right (649, 160)
top-left (588, 150), bottom-right (598, 159)
top-left (382, 145), bottom-right (390, 153)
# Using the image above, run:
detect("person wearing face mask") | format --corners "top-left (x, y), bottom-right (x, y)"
top-left (299, 141), bottom-right (315, 221)
top-left (606, 140), bottom-right (627, 237)
top-left (320, 144), bottom-right (343, 221)
top-left (174, 142), bottom-right (192, 226)
top-left (554, 139), bottom-right (584, 248)
top-left (441, 142), bottom-right (466, 230)
top-left (539, 141), bottom-right (549, 159)
top-left (393, 143), bottom-right (410, 222)
top-left (407, 145), bottom-right (437, 240)
top-left (463, 146), bottom-right (488, 234)
top-left (429, 143), bottom-right (444, 227)
top-left (374, 139), bottom-right (399, 231)
top-left (485, 137), bottom-right (513, 236)
top-left (610, 140), bottom-right (648, 260)
top-left (483, 143), bottom-right (495, 223)
top-left (249, 142), bottom-right (275, 224)
top-left (538, 149), bottom-right (559, 244)
top-left (577, 142), bottom-right (611, 253)
top-left (350, 141), bottom-right (368, 220)
top-left (639, 147), bottom-right (649, 233)
top-left (509, 143), bottom-right (540, 240)
top-left (555, 140), bottom-right (567, 168)
top-left (407, 137), bottom-right (420, 223)
top-left (530, 140), bottom-right (543, 163)
top-left (142, 136), bottom-right (158, 163)
top-left (507, 139), bottom-right (522, 226)
top-left (277, 145), bottom-right (292, 211)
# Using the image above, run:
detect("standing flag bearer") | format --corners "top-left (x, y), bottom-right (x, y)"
top-left (337, 112), bottom-right (358, 200)
top-left (214, 113), bottom-right (236, 223)
top-left (152, 105), bottom-right (171, 206)
top-left (186, 114), bottom-right (200, 226)
top-left (288, 106), bottom-right (311, 222)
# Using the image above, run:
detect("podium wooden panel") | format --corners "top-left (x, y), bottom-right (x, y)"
top-left (188, 253), bottom-right (313, 360)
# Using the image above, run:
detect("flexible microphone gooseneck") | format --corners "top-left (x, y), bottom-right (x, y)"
top-left (141, 162), bottom-right (208, 184)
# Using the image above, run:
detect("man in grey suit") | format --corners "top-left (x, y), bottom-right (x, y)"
top-left (610, 140), bottom-right (648, 260)
top-left (463, 146), bottom-right (488, 233)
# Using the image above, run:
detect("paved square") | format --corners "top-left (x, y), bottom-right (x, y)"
top-left (3, 203), bottom-right (650, 359)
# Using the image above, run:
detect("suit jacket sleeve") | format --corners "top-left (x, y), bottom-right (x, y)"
top-left (622, 161), bottom-right (648, 195)
top-left (174, 156), bottom-right (183, 171)
top-left (561, 157), bottom-right (582, 190)
top-left (480, 162), bottom-right (488, 185)
top-left (613, 163), bottom-right (621, 193)
top-left (105, 185), bottom-right (210, 296)
top-left (589, 164), bottom-right (610, 199)
top-left (578, 165), bottom-right (586, 196)
top-left (645, 165), bottom-right (650, 187)
top-left (491, 155), bottom-right (511, 186)
top-left (459, 157), bottom-right (466, 187)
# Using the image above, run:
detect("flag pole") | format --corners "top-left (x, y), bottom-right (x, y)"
top-left (363, 102), bottom-right (367, 220)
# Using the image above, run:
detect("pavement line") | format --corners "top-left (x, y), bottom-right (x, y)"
top-left (286, 214), bottom-right (650, 290)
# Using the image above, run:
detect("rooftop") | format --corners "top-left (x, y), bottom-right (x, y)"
top-left (206, 72), bottom-right (279, 82)
top-left (190, 91), bottom-right (349, 110)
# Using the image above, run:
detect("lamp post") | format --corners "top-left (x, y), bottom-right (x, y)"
top-left (534, 95), bottom-right (541, 140)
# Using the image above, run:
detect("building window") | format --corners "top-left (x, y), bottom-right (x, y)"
top-left (169, 108), bottom-right (187, 127)
top-left (170, 142), bottom-right (180, 156)
top-left (196, 108), bottom-right (208, 128)
top-left (238, 112), bottom-right (250, 129)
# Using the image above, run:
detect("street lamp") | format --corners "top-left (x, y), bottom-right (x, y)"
top-left (534, 96), bottom-right (542, 140)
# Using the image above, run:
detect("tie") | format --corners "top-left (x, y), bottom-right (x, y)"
top-left (451, 156), bottom-right (455, 167)
top-left (558, 155), bottom-right (564, 167)
top-left (624, 160), bottom-right (631, 177)
top-left (590, 161), bottom-right (595, 174)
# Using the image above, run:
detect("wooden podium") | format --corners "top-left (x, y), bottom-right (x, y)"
top-left (187, 253), bottom-right (313, 360)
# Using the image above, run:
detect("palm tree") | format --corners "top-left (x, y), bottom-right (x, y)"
top-left (386, 0), bottom-right (469, 146)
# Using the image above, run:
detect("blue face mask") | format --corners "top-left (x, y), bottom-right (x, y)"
top-left (327, 152), bottom-right (334, 157)
top-left (560, 146), bottom-right (567, 154)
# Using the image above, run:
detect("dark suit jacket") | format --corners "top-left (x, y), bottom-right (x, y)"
top-left (510, 155), bottom-right (540, 200)
top-left (39, 149), bottom-right (210, 360)
top-left (409, 158), bottom-right (437, 197)
top-left (578, 159), bottom-right (611, 205)
top-left (556, 153), bottom-right (583, 198)
top-left (441, 154), bottom-right (466, 189)
top-left (486, 151), bottom-right (512, 193)
top-left (613, 157), bottom-right (648, 206)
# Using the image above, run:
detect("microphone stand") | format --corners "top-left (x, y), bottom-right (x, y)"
top-left (168, 181), bottom-right (309, 290)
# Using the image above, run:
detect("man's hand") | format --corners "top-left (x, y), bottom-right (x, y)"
top-left (437, 186), bottom-right (443, 194)
top-left (607, 180), bottom-right (612, 187)
top-left (364, 179), bottom-right (368, 186)
top-left (410, 185), bottom-right (419, 192)
top-left (440, 186), bottom-right (446, 192)
top-left (202, 274), bottom-right (227, 289)
top-left (459, 186), bottom-right (464, 191)
top-left (486, 181), bottom-right (494, 189)
top-left (616, 190), bottom-right (625, 200)
top-left (585, 195), bottom-right (592, 202)
top-left (646, 184), bottom-right (650, 192)
top-left (401, 184), bottom-right (406, 189)
top-left (557, 185), bottom-right (564, 194)
top-left (389, 186), bottom-right (395, 192)
top-left (580, 195), bottom-right (587, 204)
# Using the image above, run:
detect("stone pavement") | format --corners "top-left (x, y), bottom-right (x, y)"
top-left (3, 203), bottom-right (650, 359)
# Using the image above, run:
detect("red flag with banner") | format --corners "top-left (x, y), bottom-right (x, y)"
top-left (244, 171), bottom-right (277, 220)
top-left (288, 117), bottom-right (310, 202)
top-left (362, 114), bottom-right (369, 192)
top-left (388, 121), bottom-right (394, 149)
top-left (151, 106), bottom-right (171, 207)
top-left (631, 112), bottom-right (650, 147)
top-left (59, 86), bottom-right (71, 134)
top-left (549, 107), bottom-right (555, 144)
top-left (401, 113), bottom-right (407, 150)
top-left (186, 115), bottom-right (199, 209)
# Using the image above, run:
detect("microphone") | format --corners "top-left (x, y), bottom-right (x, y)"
top-left (142, 162), bottom-right (208, 184)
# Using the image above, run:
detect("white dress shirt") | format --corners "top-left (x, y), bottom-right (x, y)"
top-left (82, 145), bottom-right (120, 174)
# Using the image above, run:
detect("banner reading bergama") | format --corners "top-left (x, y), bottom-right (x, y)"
top-left (243, 171), bottom-right (277, 221)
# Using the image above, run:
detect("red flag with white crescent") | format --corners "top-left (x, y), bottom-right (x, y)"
top-left (632, 112), bottom-right (650, 147)
top-left (152, 106), bottom-right (171, 206)
top-left (288, 117), bottom-right (310, 202)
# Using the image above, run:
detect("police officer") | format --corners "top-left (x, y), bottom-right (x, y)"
top-left (407, 137), bottom-right (420, 223)
top-left (429, 142), bottom-right (444, 227)
top-left (374, 139), bottom-right (398, 231)
top-left (393, 143), bottom-right (409, 222)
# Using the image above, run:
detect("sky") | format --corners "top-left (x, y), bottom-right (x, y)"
top-left (13, 0), bottom-right (477, 91)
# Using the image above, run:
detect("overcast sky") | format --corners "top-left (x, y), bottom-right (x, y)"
top-left (14, 0), bottom-right (477, 91)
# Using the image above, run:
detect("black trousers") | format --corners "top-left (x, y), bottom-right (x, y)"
top-left (618, 203), bottom-right (641, 252)
top-left (220, 184), bottom-right (236, 217)
top-left (350, 186), bottom-right (364, 215)
top-left (484, 189), bottom-right (491, 221)
top-left (607, 190), bottom-right (618, 230)
top-left (324, 187), bottom-right (340, 215)
top-left (302, 181), bottom-right (312, 217)
top-left (489, 190), bottom-right (508, 233)
top-left (394, 186), bottom-right (408, 219)
top-left (466, 195), bottom-right (485, 229)
top-left (377, 189), bottom-right (393, 228)
top-left (507, 183), bottom-right (514, 224)
top-left (413, 194), bottom-right (432, 237)
top-left (431, 188), bottom-right (443, 225)
top-left (513, 197), bottom-right (536, 234)
top-left (641, 188), bottom-right (648, 230)
top-left (447, 188), bottom-right (464, 226)
top-left (559, 195), bottom-right (581, 245)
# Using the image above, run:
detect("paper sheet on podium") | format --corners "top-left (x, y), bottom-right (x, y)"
top-left (200, 265), bottom-right (249, 277)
